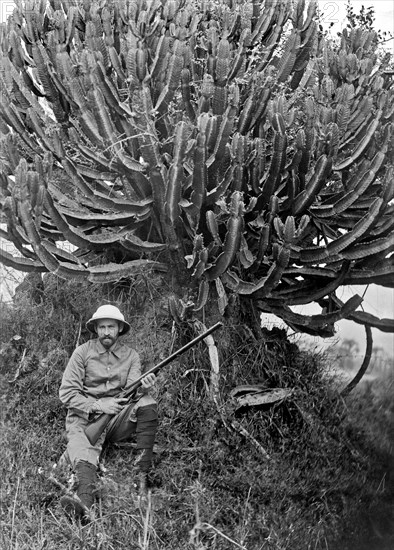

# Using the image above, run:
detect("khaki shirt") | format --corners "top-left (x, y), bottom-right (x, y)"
top-left (59, 338), bottom-right (142, 420)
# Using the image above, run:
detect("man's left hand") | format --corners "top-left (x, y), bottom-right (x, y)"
top-left (141, 373), bottom-right (156, 389)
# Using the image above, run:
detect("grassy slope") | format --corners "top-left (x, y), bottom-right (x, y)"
top-left (0, 276), bottom-right (393, 550)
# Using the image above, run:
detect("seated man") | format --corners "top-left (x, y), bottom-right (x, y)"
top-left (58, 304), bottom-right (158, 517)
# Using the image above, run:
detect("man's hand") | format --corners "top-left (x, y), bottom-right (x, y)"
top-left (141, 373), bottom-right (156, 389)
top-left (95, 397), bottom-right (129, 415)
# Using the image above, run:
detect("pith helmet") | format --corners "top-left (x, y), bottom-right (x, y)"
top-left (86, 305), bottom-right (130, 335)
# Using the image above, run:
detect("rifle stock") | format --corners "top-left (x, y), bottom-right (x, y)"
top-left (84, 321), bottom-right (223, 445)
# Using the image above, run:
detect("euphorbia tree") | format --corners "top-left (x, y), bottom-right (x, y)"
top-left (0, 0), bottom-right (393, 341)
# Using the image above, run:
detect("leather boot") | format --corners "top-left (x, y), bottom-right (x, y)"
top-left (134, 405), bottom-right (158, 477)
top-left (75, 460), bottom-right (97, 509)
top-left (60, 461), bottom-right (96, 520)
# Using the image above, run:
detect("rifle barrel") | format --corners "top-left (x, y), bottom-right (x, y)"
top-left (84, 321), bottom-right (223, 445)
top-left (121, 321), bottom-right (223, 395)
top-left (146, 321), bottom-right (223, 371)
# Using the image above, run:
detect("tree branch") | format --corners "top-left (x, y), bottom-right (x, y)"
top-left (341, 325), bottom-right (373, 397)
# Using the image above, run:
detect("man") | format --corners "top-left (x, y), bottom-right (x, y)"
top-left (58, 304), bottom-right (158, 518)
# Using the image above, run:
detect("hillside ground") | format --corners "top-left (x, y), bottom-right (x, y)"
top-left (0, 275), bottom-right (393, 549)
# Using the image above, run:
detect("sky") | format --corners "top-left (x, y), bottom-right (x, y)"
top-left (0, 0), bottom-right (393, 356)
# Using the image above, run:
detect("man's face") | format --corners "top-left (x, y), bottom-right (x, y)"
top-left (96, 318), bottom-right (122, 348)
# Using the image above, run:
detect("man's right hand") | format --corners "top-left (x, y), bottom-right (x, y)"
top-left (95, 397), bottom-right (129, 415)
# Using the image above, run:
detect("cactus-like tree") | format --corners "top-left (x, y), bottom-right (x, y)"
top-left (0, 0), bottom-right (393, 340)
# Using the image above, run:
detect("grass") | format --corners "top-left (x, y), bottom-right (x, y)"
top-left (0, 275), bottom-right (393, 549)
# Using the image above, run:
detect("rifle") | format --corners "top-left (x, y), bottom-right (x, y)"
top-left (84, 321), bottom-right (223, 445)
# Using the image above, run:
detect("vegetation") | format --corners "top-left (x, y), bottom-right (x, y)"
top-left (0, 0), bottom-right (393, 342)
top-left (333, 336), bottom-right (393, 375)
top-left (0, 1), bottom-right (393, 548)
top-left (0, 277), bottom-right (393, 550)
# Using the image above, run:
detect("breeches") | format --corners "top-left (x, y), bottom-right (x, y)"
top-left (64, 395), bottom-right (158, 472)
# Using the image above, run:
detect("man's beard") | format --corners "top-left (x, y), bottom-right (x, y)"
top-left (99, 335), bottom-right (115, 348)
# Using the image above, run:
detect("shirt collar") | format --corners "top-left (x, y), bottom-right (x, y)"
top-left (96, 338), bottom-right (122, 357)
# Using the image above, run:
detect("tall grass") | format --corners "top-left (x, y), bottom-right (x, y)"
top-left (0, 274), bottom-right (393, 549)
